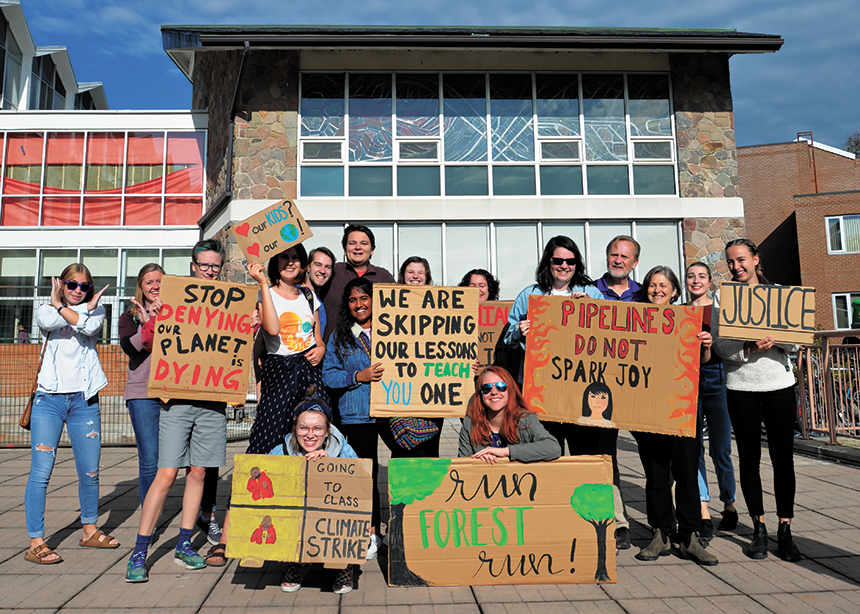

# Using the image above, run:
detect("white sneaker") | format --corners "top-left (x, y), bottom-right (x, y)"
top-left (366, 534), bottom-right (382, 560)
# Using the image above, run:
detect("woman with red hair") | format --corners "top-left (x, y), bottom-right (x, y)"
top-left (458, 367), bottom-right (560, 464)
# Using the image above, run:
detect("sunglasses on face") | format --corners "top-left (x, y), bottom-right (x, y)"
top-left (551, 257), bottom-right (576, 266)
top-left (64, 281), bottom-right (92, 293)
top-left (480, 381), bottom-right (508, 395)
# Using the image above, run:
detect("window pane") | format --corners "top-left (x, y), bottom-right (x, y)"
top-left (493, 166), bottom-right (535, 195)
top-left (122, 249), bottom-right (160, 295)
top-left (443, 74), bottom-right (487, 162)
top-left (496, 224), bottom-right (539, 300)
top-left (85, 132), bottom-right (124, 192)
top-left (446, 225), bottom-right (489, 287)
top-left (542, 141), bottom-right (579, 160)
top-left (349, 74), bottom-right (392, 162)
top-left (81, 249), bottom-right (118, 297)
top-left (124, 196), bottom-right (161, 225)
top-left (586, 165), bottom-right (628, 195)
top-left (305, 224), bottom-right (346, 263)
top-left (490, 74), bottom-right (534, 162)
top-left (126, 132), bottom-right (164, 193)
top-left (851, 295), bottom-right (860, 329)
top-left (844, 215), bottom-right (860, 252)
top-left (587, 222), bottom-right (631, 280)
top-left (633, 165), bottom-right (675, 195)
top-left (582, 75), bottom-right (626, 161)
top-left (627, 74), bottom-right (671, 137)
top-left (0, 197), bottom-right (39, 225)
top-left (166, 132), bottom-right (205, 193)
top-left (829, 218), bottom-right (843, 251)
top-left (162, 249), bottom-right (188, 276)
top-left (83, 197), bottom-right (121, 225)
top-left (301, 73), bottom-right (345, 137)
top-left (397, 225), bottom-right (442, 285)
top-left (40, 249), bottom-right (78, 288)
top-left (349, 166), bottom-right (392, 197)
top-left (540, 166), bottom-right (582, 195)
top-left (301, 166), bottom-right (344, 197)
top-left (635, 222), bottom-right (680, 284)
top-left (363, 224), bottom-right (394, 274)
top-left (633, 141), bottom-right (672, 160)
top-left (164, 197), bottom-right (202, 225)
top-left (303, 142), bottom-right (342, 161)
top-left (4, 132), bottom-right (43, 194)
top-left (0, 248), bottom-right (36, 296)
top-left (536, 74), bottom-right (580, 137)
top-left (399, 142), bottom-right (438, 160)
top-left (44, 133), bottom-right (84, 192)
top-left (42, 197), bottom-right (80, 226)
top-left (835, 295), bottom-right (848, 329)
top-left (396, 74), bottom-right (439, 137)
top-left (397, 167), bottom-right (440, 196)
top-left (445, 166), bottom-right (488, 196)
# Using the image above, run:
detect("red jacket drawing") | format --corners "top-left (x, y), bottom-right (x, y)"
top-left (250, 524), bottom-right (277, 545)
top-left (247, 472), bottom-right (274, 500)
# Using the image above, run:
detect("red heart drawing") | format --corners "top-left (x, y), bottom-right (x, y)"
top-left (247, 243), bottom-right (260, 257)
top-left (235, 222), bottom-right (250, 237)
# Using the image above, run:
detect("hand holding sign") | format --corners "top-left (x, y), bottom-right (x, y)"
top-left (232, 199), bottom-right (313, 265)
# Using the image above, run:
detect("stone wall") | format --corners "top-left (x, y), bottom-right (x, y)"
top-left (683, 217), bottom-right (746, 286)
top-left (671, 53), bottom-right (738, 200)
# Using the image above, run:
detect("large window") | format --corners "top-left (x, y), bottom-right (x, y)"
top-left (1, 13), bottom-right (24, 111)
top-left (834, 293), bottom-right (860, 329)
top-left (299, 72), bottom-right (676, 198)
top-left (0, 130), bottom-right (206, 227)
top-left (29, 55), bottom-right (66, 110)
top-left (826, 215), bottom-right (860, 254)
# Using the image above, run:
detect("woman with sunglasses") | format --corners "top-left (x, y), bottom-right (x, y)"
top-left (25, 264), bottom-right (116, 564)
top-left (459, 366), bottom-right (560, 463)
top-left (119, 263), bottom-right (165, 509)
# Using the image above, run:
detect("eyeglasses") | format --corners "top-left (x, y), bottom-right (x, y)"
top-left (296, 426), bottom-right (327, 435)
top-left (480, 381), bottom-right (508, 395)
top-left (194, 262), bottom-right (222, 272)
top-left (63, 281), bottom-right (93, 293)
top-left (551, 257), bottom-right (576, 266)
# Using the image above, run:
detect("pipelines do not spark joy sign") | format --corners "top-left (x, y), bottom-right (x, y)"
top-left (232, 199), bottom-right (313, 265)
top-left (522, 296), bottom-right (703, 437)
top-left (370, 284), bottom-right (480, 418)
top-left (147, 275), bottom-right (256, 404)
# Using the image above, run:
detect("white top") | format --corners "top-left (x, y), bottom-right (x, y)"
top-left (263, 286), bottom-right (320, 357)
top-left (711, 289), bottom-right (798, 392)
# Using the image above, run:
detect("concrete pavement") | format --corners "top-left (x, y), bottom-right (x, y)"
top-left (1, 421), bottom-right (859, 613)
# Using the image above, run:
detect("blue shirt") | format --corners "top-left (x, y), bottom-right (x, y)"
top-left (596, 274), bottom-right (644, 302)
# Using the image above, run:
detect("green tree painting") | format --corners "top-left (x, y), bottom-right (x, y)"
top-left (570, 483), bottom-right (614, 582)
top-left (388, 457), bottom-right (451, 586)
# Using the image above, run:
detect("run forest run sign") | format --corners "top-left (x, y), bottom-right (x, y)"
top-left (523, 296), bottom-right (703, 437)
top-left (387, 456), bottom-right (616, 586)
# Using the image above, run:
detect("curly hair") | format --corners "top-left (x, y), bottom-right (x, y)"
top-left (457, 268), bottom-right (500, 301)
top-left (333, 277), bottom-right (374, 362)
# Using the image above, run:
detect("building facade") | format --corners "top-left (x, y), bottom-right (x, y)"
top-left (739, 137), bottom-right (860, 329)
top-left (164, 26), bottom-right (781, 298)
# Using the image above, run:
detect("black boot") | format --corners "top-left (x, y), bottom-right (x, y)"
top-left (747, 519), bottom-right (768, 560)
top-left (777, 521), bottom-right (801, 562)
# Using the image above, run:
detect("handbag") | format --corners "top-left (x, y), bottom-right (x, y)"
top-left (389, 416), bottom-right (440, 450)
top-left (19, 333), bottom-right (49, 431)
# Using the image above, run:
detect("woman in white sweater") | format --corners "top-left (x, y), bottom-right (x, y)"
top-left (711, 238), bottom-right (800, 562)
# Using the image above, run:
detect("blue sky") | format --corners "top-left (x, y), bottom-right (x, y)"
top-left (23, 0), bottom-right (860, 149)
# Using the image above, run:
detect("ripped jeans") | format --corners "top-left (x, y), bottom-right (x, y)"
top-left (25, 392), bottom-right (101, 538)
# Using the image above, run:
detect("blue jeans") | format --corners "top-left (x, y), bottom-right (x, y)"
top-left (25, 392), bottom-right (101, 538)
top-left (697, 364), bottom-right (737, 504)
top-left (127, 398), bottom-right (161, 508)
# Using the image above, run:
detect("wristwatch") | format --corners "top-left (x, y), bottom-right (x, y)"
top-left (57, 304), bottom-right (67, 314)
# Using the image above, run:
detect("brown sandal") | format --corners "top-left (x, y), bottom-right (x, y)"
top-left (25, 543), bottom-right (63, 565)
top-left (79, 529), bottom-right (120, 549)
top-left (204, 543), bottom-right (228, 567)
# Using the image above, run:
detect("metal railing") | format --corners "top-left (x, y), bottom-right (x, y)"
top-left (797, 331), bottom-right (860, 442)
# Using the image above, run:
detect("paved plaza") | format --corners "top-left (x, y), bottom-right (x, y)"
top-left (1, 421), bottom-right (859, 613)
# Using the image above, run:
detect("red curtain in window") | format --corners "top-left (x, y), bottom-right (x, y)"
top-left (83, 197), bottom-right (122, 225)
top-left (0, 197), bottom-right (39, 225)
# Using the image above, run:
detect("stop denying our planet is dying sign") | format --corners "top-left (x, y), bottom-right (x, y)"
top-left (231, 199), bottom-right (313, 265)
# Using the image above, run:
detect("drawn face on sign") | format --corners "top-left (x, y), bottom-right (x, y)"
top-left (250, 466), bottom-right (261, 480)
top-left (349, 287), bottom-right (372, 326)
top-left (581, 381), bottom-right (613, 421)
top-left (468, 274), bottom-right (490, 302)
top-left (726, 245), bottom-right (760, 285)
top-left (647, 273), bottom-right (678, 306)
top-left (295, 411), bottom-right (329, 453)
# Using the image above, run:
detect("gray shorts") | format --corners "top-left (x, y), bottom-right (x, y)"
top-left (158, 403), bottom-right (227, 468)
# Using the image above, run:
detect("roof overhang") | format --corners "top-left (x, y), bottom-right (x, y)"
top-left (162, 25), bottom-right (784, 81)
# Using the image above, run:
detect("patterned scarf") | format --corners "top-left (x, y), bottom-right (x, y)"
top-left (352, 323), bottom-right (371, 357)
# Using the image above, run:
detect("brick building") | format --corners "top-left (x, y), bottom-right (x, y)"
top-left (738, 138), bottom-right (860, 329)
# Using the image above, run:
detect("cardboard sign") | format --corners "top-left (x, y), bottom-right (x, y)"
top-left (522, 296), bottom-right (702, 437)
top-left (147, 275), bottom-right (256, 403)
top-left (718, 282), bottom-right (815, 345)
top-left (227, 454), bottom-right (373, 569)
top-left (370, 284), bottom-right (480, 418)
top-left (231, 199), bottom-right (313, 264)
top-left (477, 301), bottom-right (513, 368)
top-left (387, 456), bottom-right (616, 587)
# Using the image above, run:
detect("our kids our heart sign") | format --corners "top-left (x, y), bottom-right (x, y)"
top-left (232, 199), bottom-right (313, 265)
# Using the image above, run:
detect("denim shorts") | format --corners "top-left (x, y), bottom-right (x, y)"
top-left (158, 403), bottom-right (226, 468)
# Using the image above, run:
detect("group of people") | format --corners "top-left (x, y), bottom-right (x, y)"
top-left (22, 222), bottom-right (802, 593)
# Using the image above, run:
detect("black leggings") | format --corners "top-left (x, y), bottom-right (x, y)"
top-left (339, 421), bottom-right (385, 531)
top-left (727, 386), bottom-right (796, 519)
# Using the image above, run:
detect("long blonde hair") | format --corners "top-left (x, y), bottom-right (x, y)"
top-left (131, 263), bottom-right (165, 319)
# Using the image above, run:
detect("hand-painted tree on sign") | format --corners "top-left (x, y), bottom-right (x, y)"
top-left (388, 458), bottom-right (451, 586)
top-left (570, 483), bottom-right (614, 582)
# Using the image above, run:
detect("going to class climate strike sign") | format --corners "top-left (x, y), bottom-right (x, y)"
top-left (370, 284), bottom-right (480, 418)
top-left (147, 275), bottom-right (256, 404)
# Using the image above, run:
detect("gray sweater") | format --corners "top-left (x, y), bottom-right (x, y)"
top-left (458, 412), bottom-right (561, 463)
